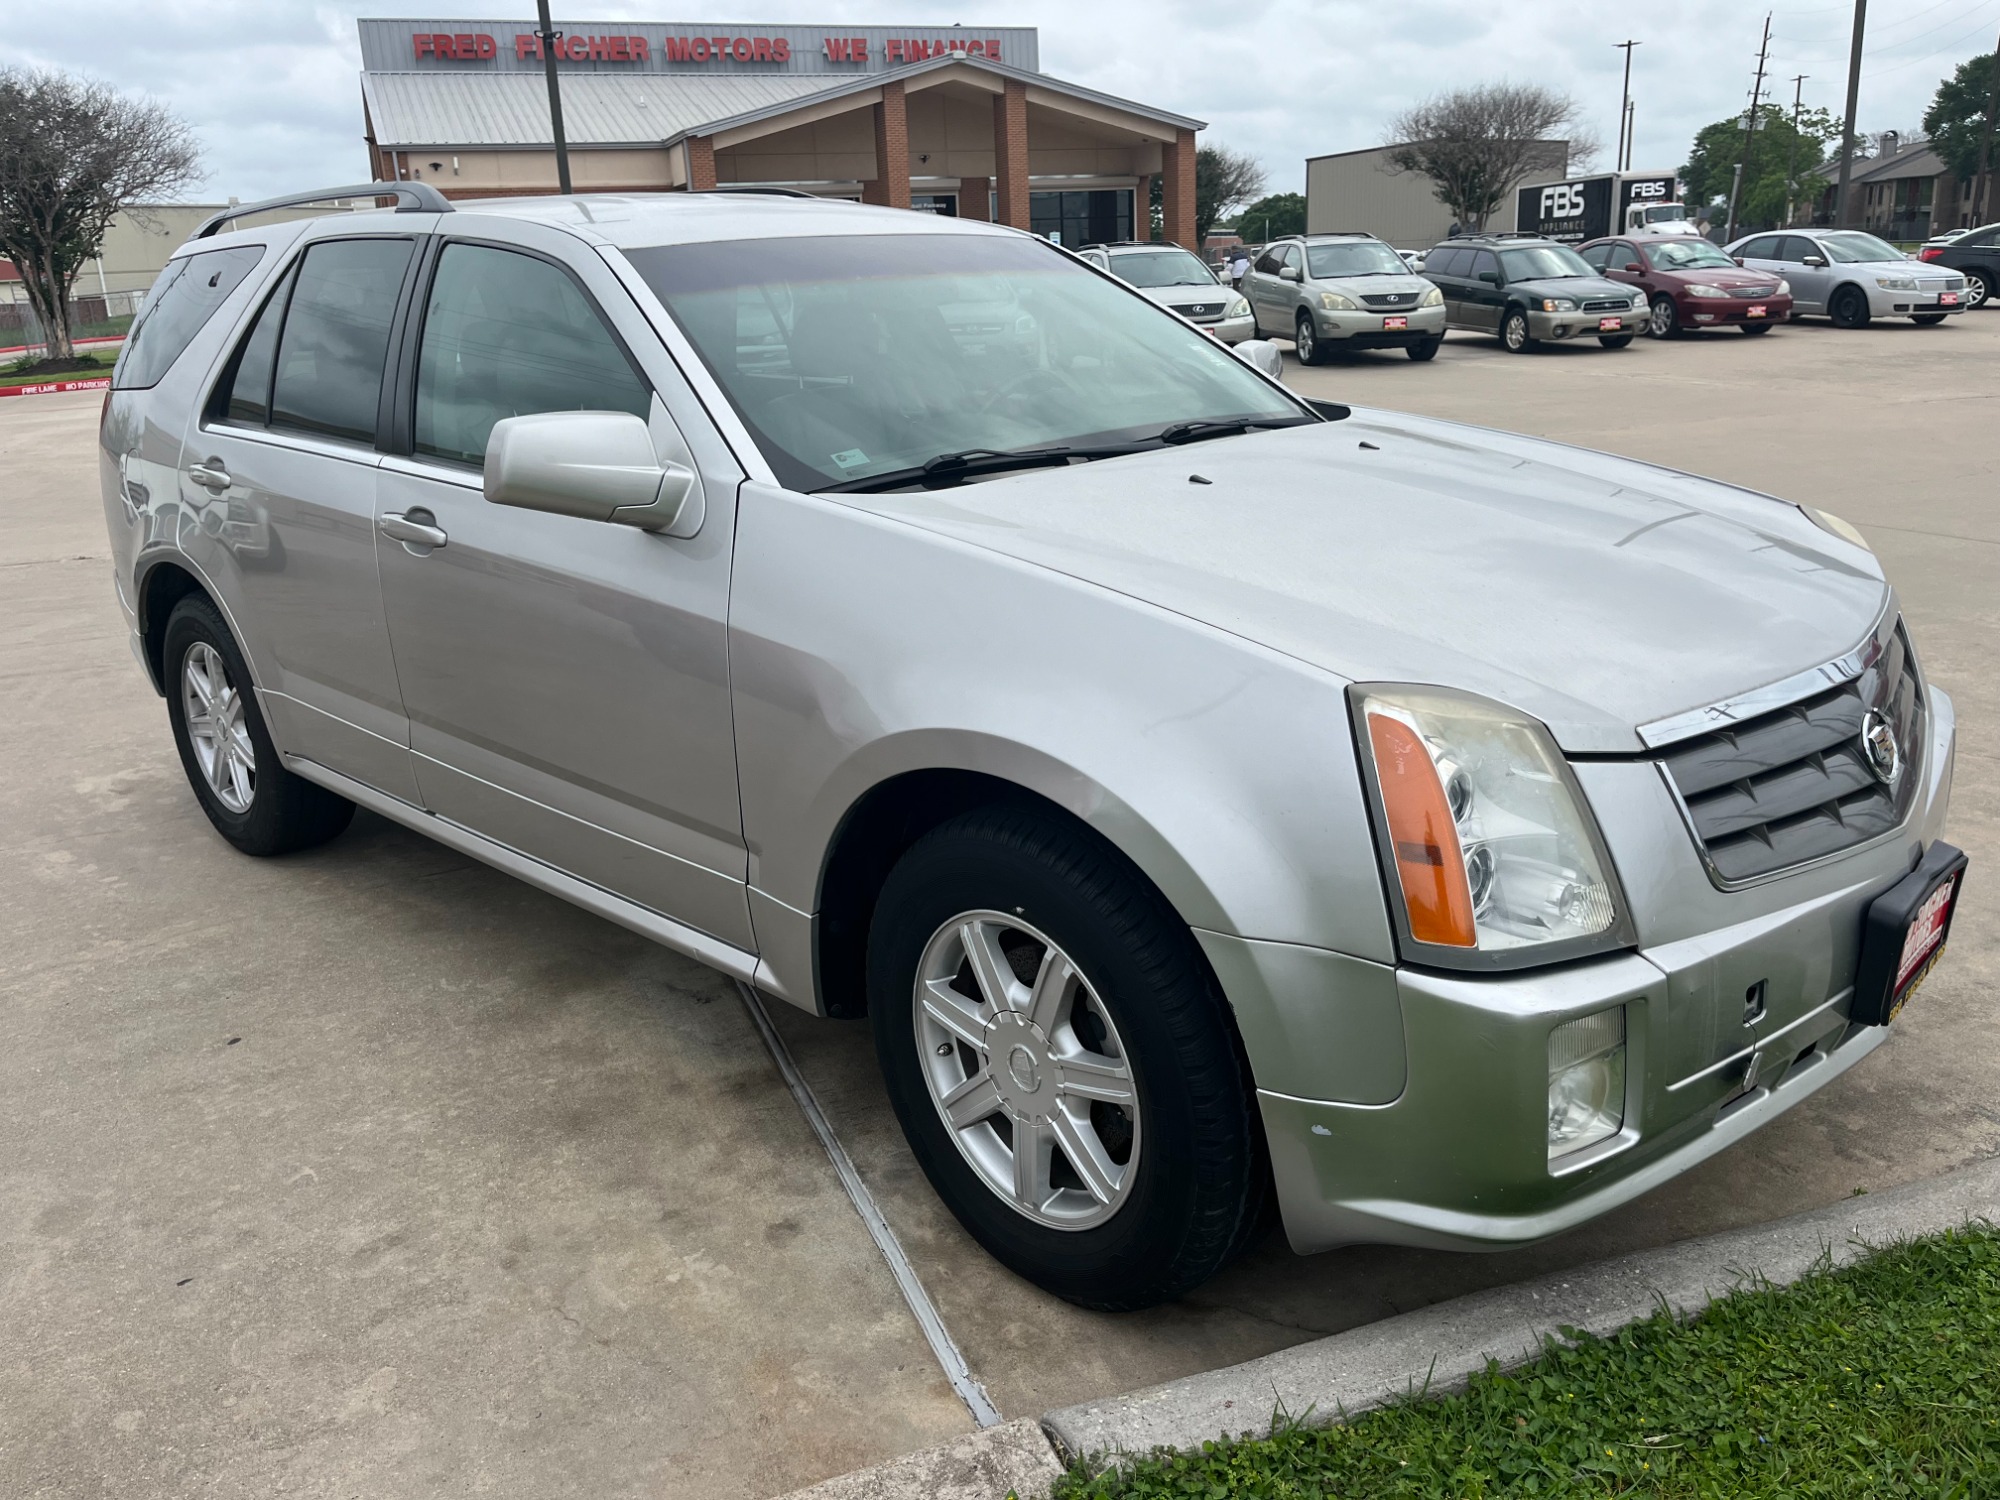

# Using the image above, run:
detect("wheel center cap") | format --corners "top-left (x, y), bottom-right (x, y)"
top-left (985, 1011), bottom-right (1053, 1118)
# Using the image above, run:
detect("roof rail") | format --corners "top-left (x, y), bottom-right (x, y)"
top-left (704, 186), bottom-right (820, 199)
top-left (194, 182), bottom-right (453, 239)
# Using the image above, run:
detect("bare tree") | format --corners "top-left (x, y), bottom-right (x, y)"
top-left (1194, 144), bottom-right (1267, 244)
top-left (0, 70), bottom-right (200, 365)
top-left (1385, 84), bottom-right (1590, 231)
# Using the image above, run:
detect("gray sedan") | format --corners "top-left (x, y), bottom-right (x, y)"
top-left (1726, 229), bottom-right (1969, 327)
top-left (101, 188), bottom-right (1962, 1310)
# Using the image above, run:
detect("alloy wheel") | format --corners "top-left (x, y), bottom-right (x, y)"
top-left (1503, 311), bottom-right (1529, 351)
top-left (913, 911), bottom-right (1140, 1231)
top-left (1294, 315), bottom-right (1315, 362)
top-left (182, 641), bottom-right (255, 814)
top-left (1647, 296), bottom-right (1677, 338)
top-left (1968, 273), bottom-right (1992, 310)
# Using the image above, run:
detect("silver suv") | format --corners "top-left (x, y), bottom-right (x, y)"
top-left (1077, 241), bottom-right (1253, 343)
top-left (1243, 232), bottom-right (1447, 362)
top-left (102, 184), bottom-right (1963, 1310)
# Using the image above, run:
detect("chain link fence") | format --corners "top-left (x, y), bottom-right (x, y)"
top-left (1, 289), bottom-right (144, 357)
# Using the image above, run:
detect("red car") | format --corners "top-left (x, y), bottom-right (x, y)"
top-left (1578, 235), bottom-right (1795, 338)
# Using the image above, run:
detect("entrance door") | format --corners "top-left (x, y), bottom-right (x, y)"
top-left (373, 224), bottom-right (753, 948)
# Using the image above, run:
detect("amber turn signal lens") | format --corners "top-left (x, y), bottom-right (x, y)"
top-left (1366, 711), bottom-right (1477, 947)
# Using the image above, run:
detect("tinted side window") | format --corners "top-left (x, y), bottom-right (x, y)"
top-left (1778, 236), bottom-right (1818, 263)
top-left (414, 242), bottom-right (651, 467)
top-left (1469, 250), bottom-right (1499, 281)
top-left (1577, 243), bottom-right (1611, 270)
top-left (213, 264), bottom-right (297, 426)
top-left (1426, 247), bottom-right (1465, 277)
top-left (112, 245), bottom-right (265, 390)
top-left (1253, 249), bottom-right (1284, 275)
top-left (1737, 237), bottom-right (1778, 260)
top-left (269, 237), bottom-right (416, 444)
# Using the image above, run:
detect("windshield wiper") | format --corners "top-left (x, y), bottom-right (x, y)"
top-left (1158, 416), bottom-right (1315, 446)
top-left (818, 442), bottom-right (1146, 494)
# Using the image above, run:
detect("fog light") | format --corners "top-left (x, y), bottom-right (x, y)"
top-left (1548, 1008), bottom-right (1625, 1160)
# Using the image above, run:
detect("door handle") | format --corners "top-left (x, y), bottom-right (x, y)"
top-left (187, 461), bottom-right (231, 491)
top-left (379, 511), bottom-right (449, 549)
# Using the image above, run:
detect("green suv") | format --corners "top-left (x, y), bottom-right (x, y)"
top-left (1421, 234), bottom-right (1643, 353)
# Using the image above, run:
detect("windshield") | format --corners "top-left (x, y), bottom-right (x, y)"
top-left (1498, 244), bottom-right (1595, 280)
top-left (1642, 239), bottom-right (1737, 270)
top-left (629, 233), bottom-right (1303, 492)
top-left (1304, 241), bottom-right (1407, 278)
top-left (1641, 204), bottom-right (1689, 224)
top-left (1106, 248), bottom-right (1217, 288)
top-left (1821, 232), bottom-right (1905, 264)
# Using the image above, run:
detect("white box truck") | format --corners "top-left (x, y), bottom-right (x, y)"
top-left (1513, 173), bottom-right (1698, 242)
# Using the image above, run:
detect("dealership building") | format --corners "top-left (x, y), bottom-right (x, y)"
top-left (357, 18), bottom-right (1204, 247)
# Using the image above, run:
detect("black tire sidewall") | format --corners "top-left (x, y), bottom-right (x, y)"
top-left (1503, 309), bottom-right (1532, 351)
top-left (868, 813), bottom-right (1255, 1308)
top-left (1832, 286), bottom-right (1869, 327)
top-left (1407, 338), bottom-right (1440, 361)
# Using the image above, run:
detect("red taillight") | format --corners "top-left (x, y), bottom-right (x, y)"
top-left (1918, 246), bottom-right (1944, 261)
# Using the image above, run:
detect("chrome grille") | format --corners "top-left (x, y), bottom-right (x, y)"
top-left (1581, 299), bottom-right (1629, 312)
top-left (1735, 284), bottom-right (1779, 297)
top-left (1177, 302), bottom-right (1225, 318)
top-left (1655, 617), bottom-right (1924, 885)
top-left (1361, 292), bottom-right (1417, 308)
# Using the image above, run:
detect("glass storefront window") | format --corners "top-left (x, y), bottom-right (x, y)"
top-left (1029, 189), bottom-right (1133, 247)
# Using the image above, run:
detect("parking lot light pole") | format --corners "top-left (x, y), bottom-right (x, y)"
top-left (535, 0), bottom-right (573, 195)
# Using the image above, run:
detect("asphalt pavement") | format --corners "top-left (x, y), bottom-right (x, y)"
top-left (2, 309), bottom-right (1993, 1497)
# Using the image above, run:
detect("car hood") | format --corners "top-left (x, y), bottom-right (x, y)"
top-left (1313, 274), bottom-right (1436, 299)
top-left (839, 412), bottom-right (1887, 753)
top-left (1513, 274), bottom-right (1634, 301)
top-left (1659, 266), bottom-right (1786, 289)
top-left (1138, 285), bottom-right (1233, 309)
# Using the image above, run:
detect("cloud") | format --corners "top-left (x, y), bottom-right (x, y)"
top-left (2, 0), bottom-right (1988, 201)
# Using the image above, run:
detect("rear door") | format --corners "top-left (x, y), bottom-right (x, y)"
top-left (180, 228), bottom-right (430, 803)
top-left (371, 218), bottom-right (753, 948)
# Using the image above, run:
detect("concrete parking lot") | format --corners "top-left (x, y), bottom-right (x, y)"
top-left (3, 311), bottom-right (1995, 1497)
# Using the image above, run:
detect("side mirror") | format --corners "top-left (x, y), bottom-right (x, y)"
top-left (1477, 271), bottom-right (1500, 285)
top-left (1231, 339), bottom-right (1285, 379)
top-left (1279, 265), bottom-right (1301, 282)
top-left (1734, 256), bottom-right (1746, 266)
top-left (1624, 262), bottom-right (1645, 274)
top-left (485, 410), bottom-right (697, 534)
top-left (1803, 255), bottom-right (1827, 267)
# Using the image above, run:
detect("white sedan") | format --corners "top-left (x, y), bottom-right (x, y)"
top-left (1725, 229), bottom-right (1969, 328)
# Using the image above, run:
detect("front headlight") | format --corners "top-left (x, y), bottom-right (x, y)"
top-left (1353, 685), bottom-right (1628, 968)
top-left (1419, 283), bottom-right (1445, 307)
top-left (1318, 290), bottom-right (1358, 312)
top-left (1548, 1008), bottom-right (1626, 1159)
top-left (1683, 283), bottom-right (1731, 298)
top-left (1539, 297), bottom-right (1577, 312)
top-left (1225, 294), bottom-right (1250, 318)
top-left (1875, 275), bottom-right (1917, 291)
top-left (1775, 279), bottom-right (1792, 296)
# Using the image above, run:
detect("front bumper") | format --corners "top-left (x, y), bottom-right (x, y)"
top-left (1680, 294), bottom-right (1795, 327)
top-left (1527, 307), bottom-right (1640, 340)
top-left (1863, 284), bottom-right (1969, 316)
top-left (1201, 313), bottom-right (1256, 345)
top-left (1316, 304), bottom-right (1446, 345)
top-left (1253, 682), bottom-right (1956, 1255)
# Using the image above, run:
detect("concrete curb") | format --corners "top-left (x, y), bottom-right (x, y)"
top-left (1045, 1154), bottom-right (2000, 1465)
top-left (769, 1155), bottom-right (1999, 1498)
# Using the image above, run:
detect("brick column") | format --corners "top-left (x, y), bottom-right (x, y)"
top-left (1161, 128), bottom-right (1196, 250)
top-left (957, 175), bottom-right (991, 222)
top-left (862, 83), bottom-right (911, 209)
top-left (686, 136), bottom-right (717, 191)
top-left (992, 80), bottom-right (1030, 230)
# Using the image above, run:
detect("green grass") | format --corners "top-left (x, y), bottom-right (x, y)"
top-left (1055, 1226), bottom-right (2000, 1499)
top-left (0, 351), bottom-right (115, 388)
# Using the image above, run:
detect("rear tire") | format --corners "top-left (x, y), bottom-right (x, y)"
top-left (1501, 308), bottom-right (1535, 353)
top-left (1910, 312), bottom-right (1947, 326)
top-left (163, 595), bottom-right (355, 857)
top-left (1293, 311), bottom-right (1329, 365)
top-left (1829, 285), bottom-right (1871, 328)
top-left (1406, 337), bottom-right (1441, 361)
top-left (868, 807), bottom-right (1266, 1310)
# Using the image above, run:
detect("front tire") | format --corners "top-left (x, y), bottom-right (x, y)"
top-left (163, 595), bottom-right (355, 856)
top-left (868, 807), bottom-right (1265, 1310)
top-left (1830, 285), bottom-right (1871, 328)
top-left (1599, 334), bottom-right (1634, 349)
top-left (1501, 308), bottom-right (1535, 353)
top-left (1966, 270), bottom-right (1993, 309)
top-left (1646, 295), bottom-right (1679, 338)
top-left (1740, 321), bottom-right (1775, 334)
top-left (1293, 311), bottom-right (1329, 365)
top-left (1910, 312), bottom-right (1947, 326)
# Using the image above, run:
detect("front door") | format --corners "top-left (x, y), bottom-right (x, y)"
top-left (179, 230), bottom-right (428, 804)
top-left (1243, 245), bottom-right (1287, 334)
top-left (1777, 235), bottom-right (1834, 312)
top-left (372, 224), bottom-right (753, 949)
top-left (1465, 249), bottom-right (1504, 331)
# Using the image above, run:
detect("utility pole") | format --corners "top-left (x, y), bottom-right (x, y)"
top-left (1725, 14), bottom-right (1773, 242)
top-left (535, 0), bottom-right (573, 195)
top-left (1624, 100), bottom-right (1636, 170)
top-left (1614, 40), bottom-right (1641, 171)
top-left (1975, 23), bottom-right (2000, 226)
top-left (1786, 75), bottom-right (1808, 226)
top-left (1835, 0), bottom-right (1867, 228)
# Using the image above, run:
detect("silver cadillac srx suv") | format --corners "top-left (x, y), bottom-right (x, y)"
top-left (101, 184), bottom-right (1966, 1311)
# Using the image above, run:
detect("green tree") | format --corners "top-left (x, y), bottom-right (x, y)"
top-left (1682, 103), bottom-right (1841, 231)
top-left (1385, 84), bottom-right (1585, 230)
top-left (1922, 51), bottom-right (1998, 208)
top-left (1231, 192), bottom-right (1305, 241)
top-left (0, 69), bottom-right (199, 364)
top-left (1193, 144), bottom-right (1266, 244)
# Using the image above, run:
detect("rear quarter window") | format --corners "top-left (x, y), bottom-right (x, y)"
top-left (111, 245), bottom-right (266, 390)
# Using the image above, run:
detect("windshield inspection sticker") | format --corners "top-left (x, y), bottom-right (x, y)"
top-left (830, 448), bottom-right (870, 470)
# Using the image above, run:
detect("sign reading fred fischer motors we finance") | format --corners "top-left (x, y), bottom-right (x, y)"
top-left (358, 18), bottom-right (1040, 74)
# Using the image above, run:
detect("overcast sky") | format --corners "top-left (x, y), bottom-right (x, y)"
top-left (4, 0), bottom-right (1996, 204)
